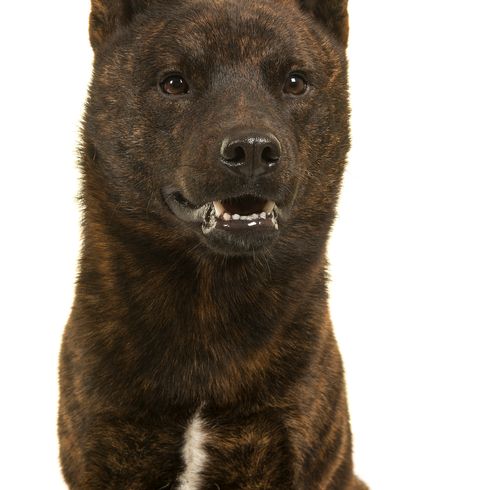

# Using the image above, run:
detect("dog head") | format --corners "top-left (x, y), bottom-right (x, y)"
top-left (84, 0), bottom-right (350, 257)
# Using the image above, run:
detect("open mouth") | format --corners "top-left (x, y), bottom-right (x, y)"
top-left (207, 195), bottom-right (279, 233)
top-left (165, 192), bottom-right (279, 234)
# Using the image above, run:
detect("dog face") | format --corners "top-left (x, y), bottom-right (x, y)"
top-left (85, 0), bottom-right (350, 256)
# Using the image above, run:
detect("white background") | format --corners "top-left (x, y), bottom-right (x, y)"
top-left (1, 1), bottom-right (489, 489)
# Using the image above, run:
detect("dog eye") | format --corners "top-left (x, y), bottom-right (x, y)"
top-left (159, 74), bottom-right (189, 95)
top-left (283, 73), bottom-right (308, 96)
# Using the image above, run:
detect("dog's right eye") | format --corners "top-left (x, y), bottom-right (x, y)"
top-left (159, 74), bottom-right (189, 96)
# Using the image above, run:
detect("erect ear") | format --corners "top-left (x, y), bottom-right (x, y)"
top-left (298, 0), bottom-right (349, 47)
top-left (89, 0), bottom-right (152, 50)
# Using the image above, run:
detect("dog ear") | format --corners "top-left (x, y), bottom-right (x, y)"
top-left (298, 0), bottom-right (349, 46)
top-left (89, 0), bottom-right (152, 50)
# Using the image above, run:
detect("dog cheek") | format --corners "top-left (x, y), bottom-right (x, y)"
top-left (85, 104), bottom-right (159, 210)
top-left (175, 129), bottom-right (215, 200)
top-left (289, 104), bottom-right (348, 225)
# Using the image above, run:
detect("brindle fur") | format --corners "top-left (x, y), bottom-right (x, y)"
top-left (59, 0), bottom-right (367, 488)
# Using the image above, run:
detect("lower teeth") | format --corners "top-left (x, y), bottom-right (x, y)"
top-left (229, 212), bottom-right (271, 221)
top-left (203, 207), bottom-right (278, 233)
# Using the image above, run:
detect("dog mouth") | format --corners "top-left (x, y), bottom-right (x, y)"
top-left (165, 192), bottom-right (279, 234)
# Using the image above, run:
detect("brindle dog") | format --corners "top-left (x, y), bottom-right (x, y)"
top-left (58, 0), bottom-right (367, 488)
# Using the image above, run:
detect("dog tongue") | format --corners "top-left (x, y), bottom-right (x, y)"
top-left (222, 195), bottom-right (267, 215)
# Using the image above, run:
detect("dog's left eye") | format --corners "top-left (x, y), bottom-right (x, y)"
top-left (159, 74), bottom-right (189, 95)
top-left (283, 73), bottom-right (308, 96)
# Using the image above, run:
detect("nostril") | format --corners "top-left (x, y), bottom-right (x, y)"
top-left (221, 139), bottom-right (247, 163)
top-left (262, 145), bottom-right (280, 163)
top-left (228, 144), bottom-right (246, 163)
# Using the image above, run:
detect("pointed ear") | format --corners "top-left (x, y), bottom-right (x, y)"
top-left (299, 0), bottom-right (349, 47)
top-left (89, 0), bottom-right (152, 50)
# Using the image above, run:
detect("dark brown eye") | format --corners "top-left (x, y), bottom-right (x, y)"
top-left (283, 73), bottom-right (308, 96)
top-left (159, 74), bottom-right (189, 95)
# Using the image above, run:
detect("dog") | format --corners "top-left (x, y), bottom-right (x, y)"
top-left (58, 0), bottom-right (367, 488)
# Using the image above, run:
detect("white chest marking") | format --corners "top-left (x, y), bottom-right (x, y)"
top-left (176, 412), bottom-right (208, 490)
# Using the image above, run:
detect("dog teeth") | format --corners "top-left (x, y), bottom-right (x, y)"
top-left (230, 214), bottom-right (262, 221)
top-left (212, 200), bottom-right (278, 223)
top-left (213, 201), bottom-right (225, 217)
top-left (263, 200), bottom-right (275, 213)
top-left (227, 213), bottom-right (271, 221)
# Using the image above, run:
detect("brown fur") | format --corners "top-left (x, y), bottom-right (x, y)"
top-left (59, 0), bottom-right (367, 488)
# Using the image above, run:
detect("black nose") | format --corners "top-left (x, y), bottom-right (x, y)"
top-left (220, 129), bottom-right (281, 178)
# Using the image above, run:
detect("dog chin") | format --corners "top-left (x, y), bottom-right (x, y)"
top-left (200, 225), bottom-right (279, 256)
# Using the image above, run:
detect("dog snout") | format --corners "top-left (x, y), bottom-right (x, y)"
top-left (220, 129), bottom-right (281, 179)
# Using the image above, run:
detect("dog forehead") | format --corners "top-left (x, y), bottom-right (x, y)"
top-left (142, 0), bottom-right (317, 60)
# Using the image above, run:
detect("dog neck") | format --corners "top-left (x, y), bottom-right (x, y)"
top-left (75, 186), bottom-right (332, 407)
